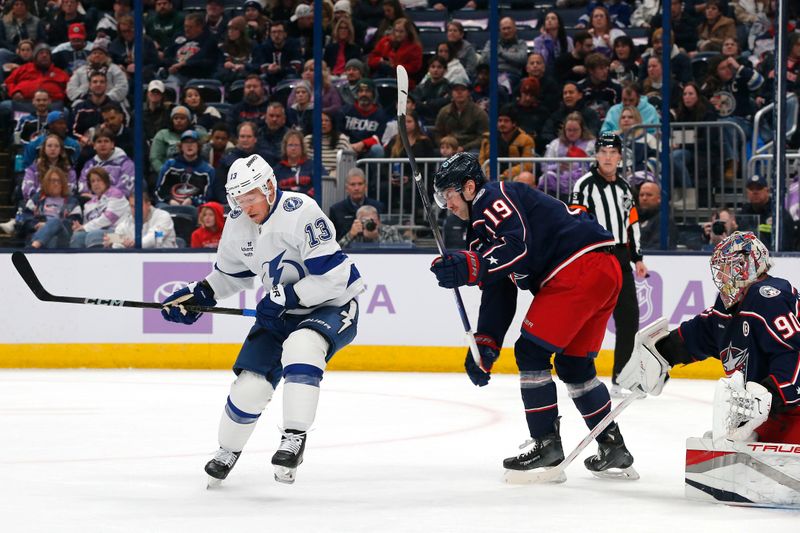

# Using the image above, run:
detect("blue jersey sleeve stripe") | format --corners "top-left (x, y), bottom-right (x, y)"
top-left (304, 251), bottom-right (347, 275)
top-left (214, 263), bottom-right (256, 278)
top-left (347, 264), bottom-right (361, 287)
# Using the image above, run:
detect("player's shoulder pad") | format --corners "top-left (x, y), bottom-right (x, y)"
top-left (473, 181), bottom-right (504, 206)
top-left (748, 277), bottom-right (795, 315)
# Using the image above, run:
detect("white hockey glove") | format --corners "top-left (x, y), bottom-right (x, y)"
top-left (617, 317), bottom-right (671, 396)
top-left (712, 371), bottom-right (772, 442)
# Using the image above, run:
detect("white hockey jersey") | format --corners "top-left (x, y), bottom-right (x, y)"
top-left (206, 191), bottom-right (365, 314)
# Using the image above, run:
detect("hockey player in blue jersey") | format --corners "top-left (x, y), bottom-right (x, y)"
top-left (429, 152), bottom-right (639, 480)
top-left (160, 154), bottom-right (365, 486)
top-left (619, 232), bottom-right (800, 444)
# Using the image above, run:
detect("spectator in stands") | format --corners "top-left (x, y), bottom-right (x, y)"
top-left (243, 0), bottom-right (269, 43)
top-left (202, 123), bottom-right (235, 170)
top-left (0, 0), bottom-right (45, 50)
top-left (576, 0), bottom-right (633, 28)
top-left (434, 76), bottom-right (489, 152)
top-left (143, 80), bottom-right (170, 140)
top-left (14, 89), bottom-right (50, 145)
top-left (229, 74), bottom-right (268, 129)
top-left (274, 129), bottom-right (319, 197)
top-left (71, 71), bottom-right (114, 138)
top-left (554, 30), bottom-right (594, 84)
top-left (66, 37), bottom-right (128, 104)
top-left (509, 77), bottom-right (548, 148)
top-left (204, 0), bottom-right (229, 37)
top-left (617, 105), bottom-right (659, 184)
top-left (670, 81), bottom-right (719, 201)
top-left (252, 20), bottom-right (302, 87)
top-left (93, 0), bottom-right (132, 41)
top-left (733, 0), bottom-right (771, 27)
top-left (368, 17), bottom-right (423, 84)
top-left (342, 78), bottom-right (390, 158)
top-left (218, 15), bottom-right (253, 85)
top-left (110, 15), bottom-right (158, 82)
top-left (541, 81), bottom-right (601, 147)
top-left (586, 5), bottom-right (626, 57)
top-left (338, 204), bottom-right (403, 248)
top-left (332, 0), bottom-right (367, 45)
top-left (538, 112), bottom-right (597, 201)
top-left (479, 17), bottom-right (528, 91)
top-left (438, 135), bottom-right (462, 157)
top-left (16, 166), bottom-right (76, 248)
top-left (338, 58), bottom-right (365, 107)
top-left (95, 102), bottom-right (133, 156)
top-left (470, 63), bottom-right (496, 112)
top-left (609, 35), bottom-right (638, 83)
top-left (534, 10), bottom-right (573, 72)
top-left (697, 0), bottom-right (736, 52)
top-left (387, 109), bottom-right (435, 214)
top-left (524, 52), bottom-right (560, 112)
top-left (514, 171), bottom-right (537, 188)
top-left (1, 38), bottom-right (33, 81)
top-left (649, 0), bottom-right (698, 53)
top-left (434, 41), bottom-right (469, 87)
top-left (739, 174), bottom-right (796, 251)
top-left (155, 130), bottom-right (215, 208)
top-left (601, 82), bottom-right (659, 133)
top-left (412, 56), bottom-right (450, 125)
top-left (479, 104), bottom-right (535, 180)
top-left (288, 3), bottom-right (314, 60)
top-left (637, 181), bottom-right (677, 249)
top-left (328, 168), bottom-right (385, 240)
top-left (105, 191), bottom-right (177, 249)
top-left (191, 201), bottom-right (225, 249)
top-left (22, 110), bottom-right (80, 168)
top-left (258, 101), bottom-right (289, 165)
top-left (369, 0), bottom-right (406, 51)
top-left (165, 12), bottom-right (221, 87)
top-left (213, 121), bottom-right (260, 202)
top-left (354, 0), bottom-right (385, 30)
top-left (78, 127), bottom-right (134, 196)
top-left (701, 54), bottom-right (763, 142)
top-left (52, 22), bottom-right (91, 75)
top-left (150, 106), bottom-right (193, 176)
top-left (638, 28), bottom-right (692, 83)
top-left (182, 87), bottom-right (223, 134)
top-left (639, 55), bottom-right (681, 110)
top-left (3, 43), bottom-right (69, 102)
top-left (324, 16), bottom-right (362, 77)
top-left (290, 59), bottom-right (343, 115)
top-left (577, 52), bottom-right (622, 122)
top-left (145, 0), bottom-right (184, 58)
top-left (21, 133), bottom-right (78, 204)
top-left (702, 208), bottom-right (738, 251)
top-left (787, 32), bottom-right (800, 95)
top-left (286, 80), bottom-right (314, 133)
top-left (303, 110), bottom-right (351, 178)
top-left (47, 0), bottom-right (90, 46)
top-left (445, 21), bottom-right (478, 79)
top-left (69, 166), bottom-right (129, 248)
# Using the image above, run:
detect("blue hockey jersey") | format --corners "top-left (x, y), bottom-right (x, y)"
top-left (679, 276), bottom-right (800, 410)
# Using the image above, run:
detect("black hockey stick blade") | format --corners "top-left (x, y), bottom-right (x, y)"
top-left (11, 252), bottom-right (256, 317)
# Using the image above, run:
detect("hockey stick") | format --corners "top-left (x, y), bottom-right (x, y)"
top-left (11, 251), bottom-right (256, 317)
top-left (506, 388), bottom-right (645, 483)
top-left (395, 66), bottom-right (483, 369)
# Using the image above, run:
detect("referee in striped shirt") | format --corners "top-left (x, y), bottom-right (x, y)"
top-left (569, 133), bottom-right (648, 397)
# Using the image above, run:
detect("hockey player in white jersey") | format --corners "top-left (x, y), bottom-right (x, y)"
top-left (161, 154), bottom-right (364, 486)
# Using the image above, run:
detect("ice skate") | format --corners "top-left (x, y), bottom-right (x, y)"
top-left (503, 419), bottom-right (566, 484)
top-left (205, 448), bottom-right (241, 489)
top-left (271, 429), bottom-right (307, 484)
top-left (584, 422), bottom-right (639, 480)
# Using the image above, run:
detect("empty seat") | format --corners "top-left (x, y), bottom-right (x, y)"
top-left (185, 79), bottom-right (224, 103)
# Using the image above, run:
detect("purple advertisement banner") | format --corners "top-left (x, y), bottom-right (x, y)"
top-left (143, 262), bottom-right (213, 334)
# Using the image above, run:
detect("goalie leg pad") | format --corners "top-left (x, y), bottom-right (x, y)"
top-left (617, 317), bottom-right (671, 396)
top-left (219, 370), bottom-right (275, 451)
top-left (282, 329), bottom-right (329, 432)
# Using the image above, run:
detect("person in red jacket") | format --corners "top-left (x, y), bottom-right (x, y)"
top-left (190, 201), bottom-right (226, 249)
top-left (367, 17), bottom-right (422, 87)
top-left (4, 43), bottom-right (69, 102)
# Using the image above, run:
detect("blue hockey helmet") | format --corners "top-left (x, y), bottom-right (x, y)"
top-left (432, 152), bottom-right (486, 208)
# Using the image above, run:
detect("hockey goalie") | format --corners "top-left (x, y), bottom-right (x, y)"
top-left (618, 232), bottom-right (800, 508)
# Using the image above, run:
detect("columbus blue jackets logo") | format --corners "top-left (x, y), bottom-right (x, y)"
top-left (720, 342), bottom-right (749, 375)
top-left (759, 285), bottom-right (781, 298)
top-left (283, 197), bottom-right (303, 211)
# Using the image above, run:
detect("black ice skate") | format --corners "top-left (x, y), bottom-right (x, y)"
top-left (503, 418), bottom-right (566, 484)
top-left (271, 429), bottom-right (307, 484)
top-left (205, 448), bottom-right (241, 489)
top-left (583, 422), bottom-right (639, 480)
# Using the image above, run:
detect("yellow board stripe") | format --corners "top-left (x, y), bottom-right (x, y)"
top-left (0, 344), bottom-right (724, 379)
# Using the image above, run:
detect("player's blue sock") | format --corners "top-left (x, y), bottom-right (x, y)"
top-left (566, 378), bottom-right (612, 431)
top-left (520, 370), bottom-right (559, 438)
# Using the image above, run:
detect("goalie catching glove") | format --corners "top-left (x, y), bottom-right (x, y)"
top-left (712, 371), bottom-right (772, 442)
top-left (465, 334), bottom-right (500, 387)
top-left (161, 280), bottom-right (217, 324)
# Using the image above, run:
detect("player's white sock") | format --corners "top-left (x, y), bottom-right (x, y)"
top-left (282, 381), bottom-right (320, 431)
top-left (218, 371), bottom-right (274, 451)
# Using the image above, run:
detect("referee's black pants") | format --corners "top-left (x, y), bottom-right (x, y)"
top-left (611, 246), bottom-right (639, 383)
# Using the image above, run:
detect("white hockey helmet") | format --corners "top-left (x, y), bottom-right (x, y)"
top-left (710, 231), bottom-right (772, 308)
top-left (225, 154), bottom-right (277, 209)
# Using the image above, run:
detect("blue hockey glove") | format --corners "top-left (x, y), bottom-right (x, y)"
top-left (256, 284), bottom-right (299, 329)
top-left (160, 280), bottom-right (216, 324)
top-left (465, 334), bottom-right (500, 387)
top-left (430, 251), bottom-right (484, 288)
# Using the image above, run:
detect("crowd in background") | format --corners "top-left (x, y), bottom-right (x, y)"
top-left (0, 0), bottom-right (797, 250)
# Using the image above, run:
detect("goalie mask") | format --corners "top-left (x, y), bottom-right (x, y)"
top-left (432, 152), bottom-right (486, 208)
top-left (225, 154), bottom-right (277, 209)
top-left (710, 231), bottom-right (772, 308)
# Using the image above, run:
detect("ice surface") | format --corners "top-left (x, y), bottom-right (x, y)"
top-left (1, 370), bottom-right (797, 532)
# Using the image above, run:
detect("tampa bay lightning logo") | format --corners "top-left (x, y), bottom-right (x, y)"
top-left (720, 342), bottom-right (749, 375)
top-left (283, 197), bottom-right (303, 211)
top-left (230, 207), bottom-right (242, 219)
